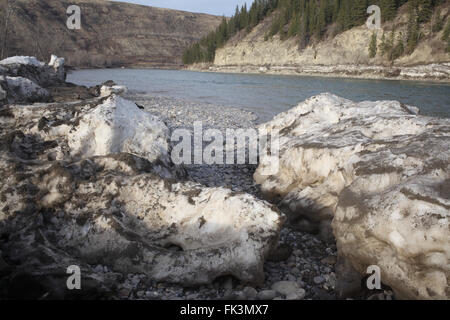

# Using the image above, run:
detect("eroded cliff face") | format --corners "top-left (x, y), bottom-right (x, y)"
top-left (0, 0), bottom-right (222, 68)
top-left (212, 4), bottom-right (449, 80)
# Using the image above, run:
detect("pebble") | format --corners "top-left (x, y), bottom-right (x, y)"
top-left (257, 290), bottom-right (277, 300)
top-left (313, 276), bottom-right (325, 285)
top-left (243, 286), bottom-right (257, 299)
top-left (271, 281), bottom-right (299, 297)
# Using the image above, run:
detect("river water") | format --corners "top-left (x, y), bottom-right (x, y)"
top-left (68, 69), bottom-right (450, 122)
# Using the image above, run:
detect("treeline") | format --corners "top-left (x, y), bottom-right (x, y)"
top-left (183, 0), bottom-right (447, 65)
top-left (370, 0), bottom-right (448, 61)
top-left (183, 0), bottom-right (278, 64)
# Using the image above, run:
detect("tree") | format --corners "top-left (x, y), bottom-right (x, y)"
top-left (369, 32), bottom-right (378, 58)
top-left (379, 32), bottom-right (387, 56)
top-left (443, 20), bottom-right (450, 53)
top-left (392, 33), bottom-right (404, 60)
top-left (352, 0), bottom-right (369, 27)
top-left (381, 0), bottom-right (397, 22)
top-left (418, 0), bottom-right (433, 24)
top-left (316, 0), bottom-right (328, 38)
top-left (1, 0), bottom-right (17, 60)
top-left (406, 4), bottom-right (419, 54)
top-left (288, 12), bottom-right (301, 37)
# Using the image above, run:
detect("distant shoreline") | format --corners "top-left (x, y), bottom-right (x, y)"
top-left (185, 63), bottom-right (450, 84)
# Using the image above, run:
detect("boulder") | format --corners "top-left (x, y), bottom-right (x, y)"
top-left (48, 54), bottom-right (66, 82)
top-left (0, 75), bottom-right (50, 103)
top-left (100, 85), bottom-right (128, 97)
top-left (0, 55), bottom-right (65, 87)
top-left (255, 93), bottom-right (449, 299)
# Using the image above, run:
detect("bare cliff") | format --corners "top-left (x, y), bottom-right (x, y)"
top-left (206, 3), bottom-right (450, 81)
top-left (0, 0), bottom-right (222, 68)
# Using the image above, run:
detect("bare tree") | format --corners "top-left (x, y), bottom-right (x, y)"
top-left (1, 0), bottom-right (17, 60)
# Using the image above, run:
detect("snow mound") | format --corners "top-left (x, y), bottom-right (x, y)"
top-left (0, 56), bottom-right (45, 67)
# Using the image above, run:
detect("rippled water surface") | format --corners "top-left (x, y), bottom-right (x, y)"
top-left (68, 69), bottom-right (450, 122)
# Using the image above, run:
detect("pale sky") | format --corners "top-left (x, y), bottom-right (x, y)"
top-left (111, 0), bottom-right (254, 16)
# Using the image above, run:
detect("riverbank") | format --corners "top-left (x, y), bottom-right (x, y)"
top-left (2, 56), bottom-right (448, 301)
top-left (186, 63), bottom-right (450, 83)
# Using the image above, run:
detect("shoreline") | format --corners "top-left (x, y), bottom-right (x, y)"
top-left (185, 63), bottom-right (450, 84)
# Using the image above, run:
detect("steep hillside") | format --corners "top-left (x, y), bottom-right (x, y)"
top-left (0, 0), bottom-right (222, 68)
top-left (215, 3), bottom-right (449, 66)
top-left (185, 0), bottom-right (450, 81)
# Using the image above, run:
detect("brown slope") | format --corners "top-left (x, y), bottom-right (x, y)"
top-left (0, 0), bottom-right (222, 67)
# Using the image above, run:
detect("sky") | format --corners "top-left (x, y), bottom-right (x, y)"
top-left (111, 0), bottom-right (254, 16)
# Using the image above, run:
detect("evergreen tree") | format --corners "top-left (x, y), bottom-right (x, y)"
top-left (381, 0), bottom-right (397, 22)
top-left (352, 0), bottom-right (369, 27)
top-left (288, 12), bottom-right (301, 37)
top-left (315, 1), bottom-right (327, 38)
top-left (406, 4), bottom-right (419, 54)
top-left (369, 32), bottom-right (378, 58)
top-left (183, 0), bottom-right (441, 65)
top-left (443, 20), bottom-right (450, 53)
top-left (379, 32), bottom-right (387, 56)
top-left (392, 33), bottom-right (404, 60)
top-left (418, 0), bottom-right (433, 24)
top-left (386, 28), bottom-right (396, 60)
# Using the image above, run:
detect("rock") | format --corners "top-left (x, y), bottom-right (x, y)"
top-left (0, 88), bottom-right (285, 295)
top-left (243, 286), bottom-right (258, 299)
top-left (0, 76), bottom-right (50, 104)
top-left (321, 256), bottom-right (337, 265)
top-left (145, 291), bottom-right (160, 299)
top-left (0, 55), bottom-right (65, 87)
top-left (256, 93), bottom-right (450, 300)
top-left (65, 95), bottom-right (173, 168)
top-left (0, 56), bottom-right (44, 67)
top-left (48, 55), bottom-right (66, 82)
top-left (257, 290), bottom-right (277, 300)
top-left (313, 276), bottom-right (325, 285)
top-left (100, 85), bottom-right (128, 97)
top-left (271, 281), bottom-right (299, 297)
top-left (0, 85), bottom-right (6, 101)
top-left (266, 243), bottom-right (292, 262)
top-left (286, 289), bottom-right (306, 300)
top-left (223, 277), bottom-right (234, 291)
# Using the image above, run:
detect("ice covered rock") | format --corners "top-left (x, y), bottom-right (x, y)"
top-left (0, 55), bottom-right (65, 87)
top-left (0, 94), bottom-right (284, 297)
top-left (66, 95), bottom-right (170, 165)
top-left (100, 85), bottom-right (128, 97)
top-left (0, 56), bottom-right (44, 67)
top-left (48, 54), bottom-right (66, 82)
top-left (0, 75), bottom-right (50, 103)
top-left (255, 93), bottom-right (450, 299)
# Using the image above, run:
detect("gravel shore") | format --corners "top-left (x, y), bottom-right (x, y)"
top-left (58, 92), bottom-right (397, 301)
top-left (103, 92), bottom-right (341, 300)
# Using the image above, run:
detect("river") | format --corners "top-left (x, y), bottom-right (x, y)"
top-left (68, 69), bottom-right (450, 122)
